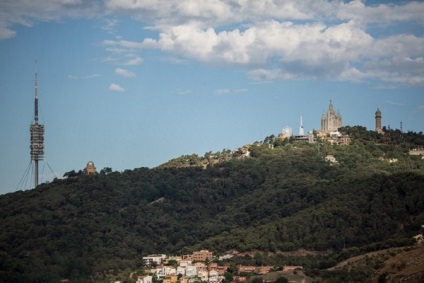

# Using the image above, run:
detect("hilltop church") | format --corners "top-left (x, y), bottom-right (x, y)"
top-left (321, 100), bottom-right (342, 133)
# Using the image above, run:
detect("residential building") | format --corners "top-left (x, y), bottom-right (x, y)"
top-left (195, 262), bottom-right (206, 270)
top-left (192, 250), bottom-right (213, 262)
top-left (163, 275), bottom-right (178, 283)
top-left (143, 254), bottom-right (167, 266)
top-left (208, 263), bottom-right (218, 271)
top-left (208, 270), bottom-right (219, 283)
top-left (179, 260), bottom-right (192, 267)
top-left (156, 266), bottom-right (177, 278)
top-left (137, 276), bottom-right (152, 283)
top-left (185, 266), bottom-right (197, 277)
top-left (198, 270), bottom-right (209, 282)
top-left (177, 266), bottom-right (186, 276)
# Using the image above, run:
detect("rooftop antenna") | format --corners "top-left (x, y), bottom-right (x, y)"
top-left (30, 60), bottom-right (45, 188)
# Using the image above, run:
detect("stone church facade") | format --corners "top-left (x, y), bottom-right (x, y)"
top-left (321, 101), bottom-right (342, 132)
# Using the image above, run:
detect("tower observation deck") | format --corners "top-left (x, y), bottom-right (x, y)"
top-left (30, 67), bottom-right (44, 187)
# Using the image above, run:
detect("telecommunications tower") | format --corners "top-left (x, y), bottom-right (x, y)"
top-left (299, 115), bottom-right (304, 136)
top-left (29, 64), bottom-right (45, 187)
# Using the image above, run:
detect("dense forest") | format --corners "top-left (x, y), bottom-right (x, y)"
top-left (0, 127), bottom-right (423, 282)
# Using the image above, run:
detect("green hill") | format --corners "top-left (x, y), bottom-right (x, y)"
top-left (1, 126), bottom-right (423, 282)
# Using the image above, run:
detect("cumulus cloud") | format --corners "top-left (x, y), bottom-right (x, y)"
top-left (100, 0), bottom-right (424, 85)
top-left (103, 20), bottom-right (377, 81)
top-left (115, 67), bottom-right (135, 77)
top-left (0, 0), bottom-right (102, 39)
top-left (2, 0), bottom-right (424, 85)
top-left (109, 83), bottom-right (125, 92)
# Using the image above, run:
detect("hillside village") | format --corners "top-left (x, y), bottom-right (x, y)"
top-left (131, 250), bottom-right (300, 283)
top-left (2, 125), bottom-right (424, 282)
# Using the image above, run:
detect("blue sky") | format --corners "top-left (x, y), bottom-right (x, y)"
top-left (0, 0), bottom-right (423, 194)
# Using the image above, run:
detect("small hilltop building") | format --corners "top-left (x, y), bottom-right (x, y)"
top-left (84, 161), bottom-right (97, 175)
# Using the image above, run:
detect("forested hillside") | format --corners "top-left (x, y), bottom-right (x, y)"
top-left (0, 127), bottom-right (423, 282)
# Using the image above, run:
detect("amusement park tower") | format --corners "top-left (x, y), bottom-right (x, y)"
top-left (29, 66), bottom-right (44, 187)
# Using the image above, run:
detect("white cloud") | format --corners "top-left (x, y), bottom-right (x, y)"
top-left (337, 0), bottom-right (424, 25)
top-left (115, 67), bottom-right (135, 77)
top-left (86, 73), bottom-right (102, 79)
top-left (417, 105), bottom-right (424, 111)
top-left (100, 0), bottom-right (424, 85)
top-left (0, 0), bottom-right (102, 39)
top-left (105, 20), bottom-right (376, 80)
top-left (67, 73), bottom-right (101, 80)
top-left (176, 88), bottom-right (192, 95)
top-left (0, 25), bottom-right (16, 39)
top-left (109, 83), bottom-right (125, 92)
top-left (124, 56), bottom-right (143, 65)
top-left (248, 69), bottom-right (299, 81)
top-left (215, 88), bottom-right (248, 95)
top-left (68, 74), bottom-right (78, 80)
top-left (2, 0), bottom-right (424, 85)
top-left (102, 18), bottom-right (119, 34)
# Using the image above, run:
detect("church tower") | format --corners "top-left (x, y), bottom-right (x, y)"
top-left (320, 100), bottom-right (342, 133)
top-left (375, 108), bottom-right (382, 133)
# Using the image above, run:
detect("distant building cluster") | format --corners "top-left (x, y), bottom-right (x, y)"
top-left (276, 100), bottom-right (384, 146)
top-left (138, 250), bottom-right (289, 283)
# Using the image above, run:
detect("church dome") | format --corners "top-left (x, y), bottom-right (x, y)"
top-left (84, 161), bottom-right (97, 175)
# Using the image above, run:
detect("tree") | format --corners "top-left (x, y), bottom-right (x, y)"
top-left (275, 276), bottom-right (288, 283)
top-left (63, 170), bottom-right (79, 178)
top-left (100, 167), bottom-right (113, 175)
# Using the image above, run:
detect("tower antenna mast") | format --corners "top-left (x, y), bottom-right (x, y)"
top-left (299, 115), bottom-right (304, 136)
top-left (30, 61), bottom-right (44, 187)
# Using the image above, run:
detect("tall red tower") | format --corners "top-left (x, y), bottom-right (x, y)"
top-left (29, 64), bottom-right (44, 187)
